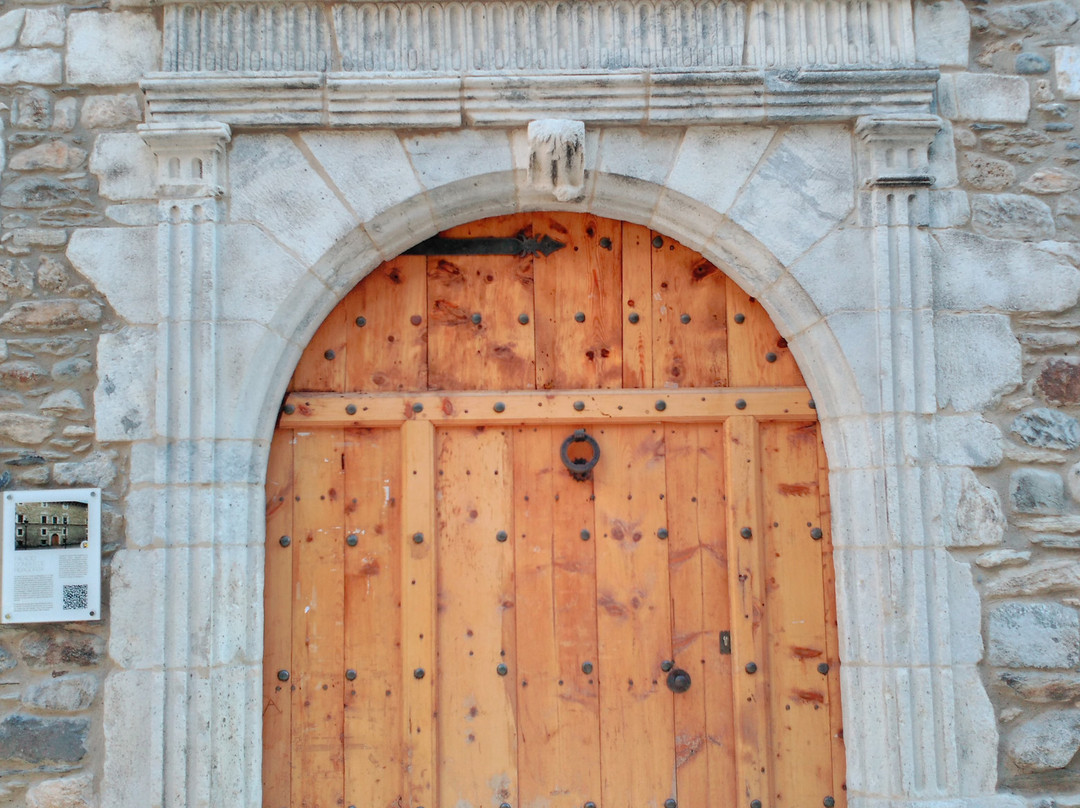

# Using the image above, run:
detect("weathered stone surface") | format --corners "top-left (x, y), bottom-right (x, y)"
top-left (1012, 408), bottom-right (1080, 449)
top-left (52, 97), bottom-right (76, 132)
top-left (1011, 468), bottom-right (1065, 513)
top-left (989, 602), bottom-right (1080, 668)
top-left (730, 124), bottom-right (853, 266)
top-left (950, 469), bottom-right (1006, 544)
top-left (1057, 46), bottom-right (1080, 100)
top-left (1066, 461), bottom-right (1080, 503)
top-left (66, 226), bottom-right (156, 324)
top-left (89, 133), bottom-right (156, 201)
top-left (0, 49), bottom-right (61, 85)
top-left (789, 229), bottom-right (874, 314)
top-left (22, 674), bottom-right (99, 712)
top-left (53, 450), bottom-right (118, 487)
top-left (940, 73), bottom-right (1031, 123)
top-left (1007, 710), bottom-right (1080, 773)
top-left (9, 141), bottom-right (87, 172)
top-left (20, 8), bottom-right (65, 47)
top-left (13, 228), bottom-right (67, 248)
top-left (937, 415), bottom-right (1004, 467)
top-left (915, 0), bottom-right (970, 67)
top-left (986, 561), bottom-right (1080, 597)
top-left (1038, 358), bottom-right (1080, 404)
top-left (981, 128), bottom-right (1053, 156)
top-left (935, 313), bottom-right (1022, 411)
top-left (0, 715), bottom-right (88, 763)
top-left (0, 412), bottom-right (54, 444)
top-left (1001, 671), bottom-right (1080, 702)
top-left (0, 176), bottom-right (79, 208)
top-left (66, 12), bottom-right (160, 85)
top-left (929, 188), bottom-right (971, 227)
top-left (25, 774), bottom-right (94, 808)
top-left (0, 300), bottom-right (101, 333)
top-left (0, 360), bottom-right (47, 386)
top-left (961, 153), bottom-right (1016, 190)
top-left (95, 327), bottom-right (154, 441)
top-left (52, 357), bottom-right (91, 380)
top-left (1017, 53), bottom-right (1052, 74)
top-left (988, 0), bottom-right (1079, 33)
top-left (933, 231), bottom-right (1080, 312)
top-left (21, 631), bottom-right (104, 668)
top-left (0, 9), bottom-right (25, 48)
top-left (664, 126), bottom-right (775, 215)
top-left (81, 94), bottom-right (142, 129)
top-left (1023, 170), bottom-right (1080, 194)
top-left (971, 194), bottom-right (1056, 240)
top-left (11, 89), bottom-right (51, 130)
top-left (976, 549), bottom-right (1032, 568)
top-left (40, 389), bottom-right (85, 415)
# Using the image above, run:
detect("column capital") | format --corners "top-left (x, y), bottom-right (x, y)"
top-left (854, 114), bottom-right (942, 188)
top-left (138, 121), bottom-right (231, 198)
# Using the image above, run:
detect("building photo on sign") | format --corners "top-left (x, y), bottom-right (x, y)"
top-left (1, 489), bottom-right (101, 624)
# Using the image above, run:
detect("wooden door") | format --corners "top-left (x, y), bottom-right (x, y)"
top-left (263, 213), bottom-right (845, 808)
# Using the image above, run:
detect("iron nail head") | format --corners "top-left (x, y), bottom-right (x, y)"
top-left (471, 312), bottom-right (482, 325)
top-left (658, 527), bottom-right (669, 539)
top-left (666, 800), bottom-right (678, 808)
top-left (346, 669), bottom-right (357, 681)
top-left (765, 352), bottom-right (777, 363)
top-left (497, 663), bottom-right (508, 676)
top-left (652, 236), bottom-right (664, 248)
top-left (324, 349), bottom-right (335, 360)
top-left (346, 534), bottom-right (358, 546)
top-left (734, 313), bottom-right (746, 324)
top-left (414, 668), bottom-right (425, 679)
top-left (740, 527), bottom-right (753, 539)
top-left (655, 400), bottom-right (667, 411)
top-left (410, 314), bottom-right (423, 326)
top-left (751, 801), bottom-right (762, 808)
top-left (282, 403), bottom-right (295, 415)
top-left (496, 530), bottom-right (508, 543)
top-left (413, 532), bottom-right (424, 544)
top-left (585, 802), bottom-right (597, 808)
top-left (824, 798), bottom-right (835, 808)
top-left (818, 663), bottom-right (830, 675)
top-left (575, 311), bottom-right (586, 323)
top-left (494, 401), bottom-right (506, 413)
top-left (573, 401), bottom-right (585, 411)
top-left (279, 535), bottom-right (291, 547)
top-left (580, 529), bottom-right (591, 541)
top-left (277, 669), bottom-right (290, 682)
top-left (628, 311), bottom-right (640, 324)
top-left (355, 316), bottom-right (367, 327)
top-left (745, 661), bottom-right (758, 674)
top-left (518, 313), bottom-right (530, 325)
top-left (680, 313), bottom-right (691, 324)
top-left (735, 399), bottom-right (747, 410)
top-left (581, 661), bottom-right (593, 674)
top-left (346, 404), bottom-right (357, 415)
top-left (810, 527), bottom-right (824, 540)
top-left (661, 659), bottom-right (674, 672)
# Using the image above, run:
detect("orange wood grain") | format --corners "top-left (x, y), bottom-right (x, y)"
top-left (621, 222), bottom-right (654, 388)
top-left (290, 296), bottom-right (349, 393)
top-left (343, 428), bottom-right (403, 808)
top-left (263, 428), bottom-right (294, 808)
top-left (726, 278), bottom-right (804, 387)
top-left (652, 234), bottom-right (728, 387)
top-left (291, 428), bottom-right (346, 808)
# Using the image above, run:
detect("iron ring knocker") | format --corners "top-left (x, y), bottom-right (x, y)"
top-left (560, 430), bottom-right (601, 481)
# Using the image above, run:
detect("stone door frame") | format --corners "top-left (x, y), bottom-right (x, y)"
top-left (87, 114), bottom-right (1019, 808)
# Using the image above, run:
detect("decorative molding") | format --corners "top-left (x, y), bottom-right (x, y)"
top-left (527, 119), bottom-right (586, 202)
top-left (855, 113), bottom-right (941, 188)
top-left (138, 121), bottom-right (232, 198)
top-left (162, 0), bottom-right (917, 75)
top-left (142, 67), bottom-right (939, 127)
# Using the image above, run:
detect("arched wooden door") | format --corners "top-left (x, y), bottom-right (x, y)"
top-left (263, 213), bottom-right (845, 808)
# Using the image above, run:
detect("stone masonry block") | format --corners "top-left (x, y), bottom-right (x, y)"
top-left (971, 193), bottom-right (1056, 240)
top-left (945, 468), bottom-right (1005, 546)
top-left (219, 224), bottom-right (307, 325)
top-left (935, 312), bottom-right (1021, 412)
top-left (103, 670), bottom-right (162, 808)
top-left (403, 129), bottom-right (513, 190)
top-left (96, 327), bottom-right (155, 441)
top-left (0, 50), bottom-right (61, 84)
top-left (664, 127), bottom-right (774, 216)
top-left (915, 0), bottom-right (970, 68)
top-left (939, 73), bottom-right (1031, 123)
top-left (990, 602), bottom-right (1080, 668)
top-left (1007, 709), bottom-right (1080, 773)
top-left (1057, 46), bottom-right (1080, 100)
top-left (936, 414), bottom-right (1004, 467)
top-left (89, 133), bottom-right (156, 201)
top-left (1010, 468), bottom-right (1065, 514)
top-left (66, 12), bottom-right (160, 85)
top-left (789, 229), bottom-right (876, 315)
top-left (67, 226), bottom-right (157, 324)
top-left (730, 125), bottom-right (854, 266)
top-left (20, 8), bottom-right (65, 47)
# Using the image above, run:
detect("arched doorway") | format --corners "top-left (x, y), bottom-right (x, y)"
top-left (263, 213), bottom-right (844, 808)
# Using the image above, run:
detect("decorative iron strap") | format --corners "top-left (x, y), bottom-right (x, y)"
top-left (404, 232), bottom-right (566, 257)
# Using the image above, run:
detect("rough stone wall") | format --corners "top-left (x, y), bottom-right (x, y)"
top-left (0, 3), bottom-right (144, 805)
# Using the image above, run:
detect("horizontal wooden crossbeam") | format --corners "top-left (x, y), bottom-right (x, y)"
top-left (279, 387), bottom-right (816, 428)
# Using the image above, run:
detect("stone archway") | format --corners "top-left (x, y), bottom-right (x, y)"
top-left (89, 122), bottom-right (1012, 808)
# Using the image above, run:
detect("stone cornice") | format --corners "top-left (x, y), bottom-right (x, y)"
top-left (142, 66), bottom-right (938, 128)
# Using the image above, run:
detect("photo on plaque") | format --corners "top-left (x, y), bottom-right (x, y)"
top-left (2, 488), bottom-right (101, 624)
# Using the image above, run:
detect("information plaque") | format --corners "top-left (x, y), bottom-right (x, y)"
top-left (2, 488), bottom-right (101, 624)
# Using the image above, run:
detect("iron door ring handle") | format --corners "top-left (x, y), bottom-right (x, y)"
top-left (560, 430), bottom-right (600, 481)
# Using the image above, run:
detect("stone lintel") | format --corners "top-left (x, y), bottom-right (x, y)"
top-left (138, 121), bottom-right (232, 198)
top-left (855, 113), bottom-right (943, 188)
top-left (142, 68), bottom-right (939, 129)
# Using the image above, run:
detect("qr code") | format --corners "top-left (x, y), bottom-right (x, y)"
top-left (62, 584), bottom-right (88, 611)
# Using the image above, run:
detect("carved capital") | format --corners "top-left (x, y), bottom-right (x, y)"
top-left (527, 119), bottom-right (586, 202)
top-left (855, 114), bottom-right (942, 188)
top-left (138, 121), bottom-right (231, 199)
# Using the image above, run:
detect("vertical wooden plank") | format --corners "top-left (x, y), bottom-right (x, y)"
top-left (725, 416), bottom-right (770, 808)
top-left (622, 223), bottom-right (654, 388)
top-left (344, 257), bottom-right (428, 391)
top-left (290, 298), bottom-right (349, 393)
top-left (760, 420), bottom-right (833, 807)
top-left (652, 235), bottom-right (728, 387)
top-left (291, 428), bottom-right (346, 808)
top-left (427, 215), bottom-right (536, 390)
top-left (664, 424), bottom-right (736, 808)
top-left (725, 278), bottom-right (804, 387)
top-left (437, 426), bottom-right (518, 808)
top-left (263, 428), bottom-right (294, 808)
top-left (817, 434), bottom-right (847, 807)
top-left (401, 419), bottom-right (437, 808)
top-left (593, 424), bottom-right (675, 808)
top-left (343, 428), bottom-right (403, 808)
top-left (534, 212), bottom-right (623, 389)
top-left (513, 426), bottom-right (602, 808)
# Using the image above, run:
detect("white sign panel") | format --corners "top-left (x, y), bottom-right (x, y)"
top-left (2, 488), bottom-right (101, 624)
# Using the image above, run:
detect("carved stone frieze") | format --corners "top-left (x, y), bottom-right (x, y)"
top-left (161, 0), bottom-right (917, 75)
